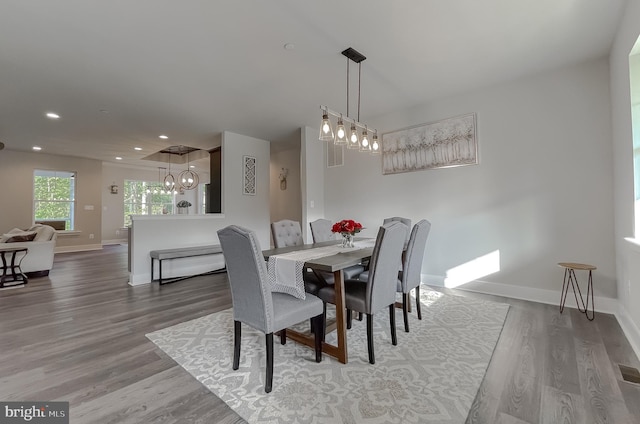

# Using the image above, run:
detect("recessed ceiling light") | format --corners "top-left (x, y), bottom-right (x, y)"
top-left (99, 109), bottom-right (109, 114)
top-left (32, 146), bottom-right (42, 151)
top-left (46, 112), bottom-right (60, 119)
top-left (284, 43), bottom-right (295, 50)
top-left (190, 165), bottom-right (195, 168)
top-left (159, 135), bottom-right (168, 139)
top-left (134, 147), bottom-right (142, 151)
top-left (115, 156), bottom-right (122, 160)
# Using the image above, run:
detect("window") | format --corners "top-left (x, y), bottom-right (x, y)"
top-left (123, 180), bottom-right (175, 226)
top-left (33, 170), bottom-right (76, 230)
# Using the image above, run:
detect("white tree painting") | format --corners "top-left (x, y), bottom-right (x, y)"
top-left (382, 113), bottom-right (477, 175)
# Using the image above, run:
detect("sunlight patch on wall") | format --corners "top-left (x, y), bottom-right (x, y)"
top-left (444, 250), bottom-right (501, 288)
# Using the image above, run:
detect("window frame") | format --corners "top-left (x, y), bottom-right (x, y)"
top-left (33, 169), bottom-right (76, 231)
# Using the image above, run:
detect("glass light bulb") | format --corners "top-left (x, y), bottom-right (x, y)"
top-left (319, 113), bottom-right (334, 141)
top-left (371, 133), bottom-right (381, 154)
top-left (337, 128), bottom-right (345, 138)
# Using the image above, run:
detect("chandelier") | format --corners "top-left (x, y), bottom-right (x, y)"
top-left (319, 47), bottom-right (380, 155)
top-left (178, 147), bottom-right (199, 190)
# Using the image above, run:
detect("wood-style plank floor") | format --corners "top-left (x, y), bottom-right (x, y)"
top-left (1, 245), bottom-right (638, 423)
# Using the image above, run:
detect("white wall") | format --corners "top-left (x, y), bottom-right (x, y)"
top-left (301, 126), bottom-right (326, 243)
top-left (610, 0), bottom-right (640, 355)
top-left (324, 58), bottom-right (616, 302)
top-left (128, 131), bottom-right (270, 284)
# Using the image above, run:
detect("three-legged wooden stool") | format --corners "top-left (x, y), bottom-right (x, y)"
top-left (558, 262), bottom-right (596, 321)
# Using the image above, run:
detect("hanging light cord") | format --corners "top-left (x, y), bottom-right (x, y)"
top-left (357, 62), bottom-right (362, 122)
top-left (346, 57), bottom-right (350, 118)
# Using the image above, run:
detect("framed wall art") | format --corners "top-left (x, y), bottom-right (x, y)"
top-left (382, 112), bottom-right (477, 175)
top-left (243, 155), bottom-right (256, 195)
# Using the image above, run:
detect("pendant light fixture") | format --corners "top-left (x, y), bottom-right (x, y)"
top-left (334, 114), bottom-right (347, 145)
top-left (371, 130), bottom-right (381, 154)
top-left (359, 126), bottom-right (371, 152)
top-left (348, 123), bottom-right (359, 149)
top-left (319, 110), bottom-right (334, 141)
top-left (319, 47), bottom-right (379, 156)
top-left (164, 156), bottom-right (176, 191)
top-left (178, 146), bottom-right (199, 190)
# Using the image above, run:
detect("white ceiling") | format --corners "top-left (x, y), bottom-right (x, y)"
top-left (0, 0), bottom-right (626, 169)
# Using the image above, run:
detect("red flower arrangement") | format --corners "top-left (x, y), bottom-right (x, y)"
top-left (331, 219), bottom-right (363, 236)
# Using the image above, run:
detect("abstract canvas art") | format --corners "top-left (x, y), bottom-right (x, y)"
top-left (382, 113), bottom-right (477, 175)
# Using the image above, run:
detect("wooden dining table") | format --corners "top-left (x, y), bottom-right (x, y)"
top-left (262, 239), bottom-right (374, 364)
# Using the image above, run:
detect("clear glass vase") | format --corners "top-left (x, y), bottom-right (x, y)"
top-left (341, 233), bottom-right (355, 248)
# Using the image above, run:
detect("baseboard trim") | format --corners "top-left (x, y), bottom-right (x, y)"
top-left (434, 279), bottom-right (618, 314)
top-left (615, 304), bottom-right (640, 362)
top-left (55, 244), bottom-right (103, 253)
top-left (102, 238), bottom-right (127, 246)
top-left (420, 274), bottom-right (640, 360)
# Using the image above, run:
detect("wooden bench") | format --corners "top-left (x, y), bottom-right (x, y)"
top-left (150, 245), bottom-right (225, 285)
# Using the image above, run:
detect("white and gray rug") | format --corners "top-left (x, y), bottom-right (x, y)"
top-left (146, 287), bottom-right (509, 424)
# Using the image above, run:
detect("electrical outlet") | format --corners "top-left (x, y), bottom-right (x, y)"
top-left (89, 233), bottom-right (94, 239)
top-left (116, 230), bottom-right (120, 236)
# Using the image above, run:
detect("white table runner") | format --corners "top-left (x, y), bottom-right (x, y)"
top-left (267, 240), bottom-right (375, 299)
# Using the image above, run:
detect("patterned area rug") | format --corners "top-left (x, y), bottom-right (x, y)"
top-left (147, 287), bottom-right (509, 424)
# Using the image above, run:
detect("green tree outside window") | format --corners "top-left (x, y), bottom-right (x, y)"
top-left (33, 170), bottom-right (76, 230)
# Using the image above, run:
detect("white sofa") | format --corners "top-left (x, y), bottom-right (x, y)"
top-left (0, 224), bottom-right (57, 275)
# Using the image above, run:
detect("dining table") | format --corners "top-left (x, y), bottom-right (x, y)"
top-left (262, 238), bottom-right (374, 364)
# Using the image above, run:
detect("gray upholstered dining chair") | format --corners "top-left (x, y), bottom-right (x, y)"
top-left (398, 219), bottom-right (431, 332)
top-left (217, 225), bottom-right (324, 393)
top-left (309, 219), bottom-right (335, 242)
top-left (271, 219), bottom-right (304, 248)
top-left (316, 221), bottom-right (407, 364)
top-left (358, 219), bottom-right (431, 332)
top-left (383, 216), bottom-right (412, 245)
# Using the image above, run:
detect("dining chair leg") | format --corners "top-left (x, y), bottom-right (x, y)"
top-left (280, 329), bottom-right (287, 345)
top-left (233, 320), bottom-right (241, 370)
top-left (358, 312), bottom-right (363, 321)
top-left (312, 314), bottom-right (324, 363)
top-left (265, 333), bottom-right (274, 393)
top-left (389, 304), bottom-right (397, 346)
top-left (415, 286), bottom-right (422, 320)
top-left (346, 309), bottom-right (352, 329)
top-left (402, 293), bottom-right (410, 332)
top-left (321, 302), bottom-right (327, 342)
top-left (366, 313), bottom-right (375, 364)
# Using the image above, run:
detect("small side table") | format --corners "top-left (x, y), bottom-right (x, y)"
top-left (0, 246), bottom-right (29, 287)
top-left (558, 262), bottom-right (596, 321)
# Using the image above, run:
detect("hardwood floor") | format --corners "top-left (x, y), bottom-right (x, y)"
top-left (1, 245), bottom-right (638, 423)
